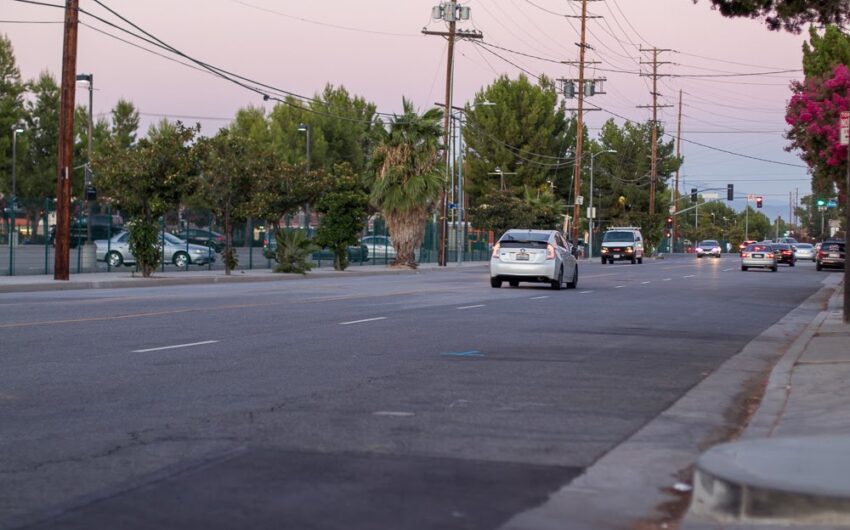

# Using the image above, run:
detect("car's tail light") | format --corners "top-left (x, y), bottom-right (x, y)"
top-left (742, 252), bottom-right (750, 258)
top-left (491, 243), bottom-right (501, 258)
top-left (546, 244), bottom-right (556, 260)
top-left (819, 251), bottom-right (827, 258)
top-left (766, 253), bottom-right (774, 258)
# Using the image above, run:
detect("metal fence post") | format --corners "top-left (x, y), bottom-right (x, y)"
top-left (106, 204), bottom-right (112, 272)
top-left (75, 206), bottom-right (82, 273)
top-left (161, 217), bottom-right (165, 273)
top-left (43, 199), bottom-right (49, 274)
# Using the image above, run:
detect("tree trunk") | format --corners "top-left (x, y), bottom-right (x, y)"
top-left (387, 207), bottom-right (427, 268)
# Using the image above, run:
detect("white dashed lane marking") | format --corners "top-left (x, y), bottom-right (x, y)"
top-left (641, 281), bottom-right (651, 284)
top-left (132, 340), bottom-right (219, 353)
top-left (684, 274), bottom-right (695, 278)
top-left (340, 317), bottom-right (387, 325)
top-left (456, 305), bottom-right (486, 310)
top-left (530, 296), bottom-right (550, 300)
top-left (580, 290), bottom-right (594, 294)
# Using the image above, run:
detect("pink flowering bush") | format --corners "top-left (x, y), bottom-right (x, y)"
top-left (786, 63), bottom-right (850, 196)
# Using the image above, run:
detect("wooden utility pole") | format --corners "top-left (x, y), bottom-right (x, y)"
top-left (570, 0), bottom-right (589, 243)
top-left (54, 0), bottom-right (80, 281)
top-left (638, 47), bottom-right (672, 219)
top-left (423, 3), bottom-right (482, 266)
top-left (673, 89), bottom-right (682, 251)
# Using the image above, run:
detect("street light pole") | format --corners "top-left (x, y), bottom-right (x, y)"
top-left (298, 123), bottom-right (311, 230)
top-left (76, 73), bottom-right (93, 244)
top-left (10, 126), bottom-right (24, 273)
top-left (587, 149), bottom-right (616, 258)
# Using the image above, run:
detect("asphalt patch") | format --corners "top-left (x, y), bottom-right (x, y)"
top-left (24, 448), bottom-right (581, 530)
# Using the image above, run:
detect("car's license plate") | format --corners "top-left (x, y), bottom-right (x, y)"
top-left (613, 254), bottom-right (621, 258)
top-left (516, 253), bottom-right (530, 261)
top-left (753, 253), bottom-right (763, 258)
top-left (830, 253), bottom-right (840, 258)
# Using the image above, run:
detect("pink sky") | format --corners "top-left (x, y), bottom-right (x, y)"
top-left (2, 0), bottom-right (813, 219)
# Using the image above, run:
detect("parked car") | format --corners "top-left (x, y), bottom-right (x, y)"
top-left (600, 227), bottom-right (644, 264)
top-left (816, 239), bottom-right (845, 271)
top-left (50, 214), bottom-right (125, 248)
top-left (175, 228), bottom-right (225, 253)
top-left (94, 231), bottom-right (216, 267)
top-left (740, 243), bottom-right (777, 272)
top-left (771, 243), bottom-right (796, 266)
top-left (696, 239), bottom-right (722, 258)
top-left (793, 243), bottom-right (815, 262)
top-left (262, 234), bottom-right (368, 263)
top-left (490, 229), bottom-right (578, 290)
top-left (359, 235), bottom-right (396, 263)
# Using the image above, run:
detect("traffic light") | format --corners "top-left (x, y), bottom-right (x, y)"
top-left (816, 198), bottom-right (826, 207)
top-left (665, 231), bottom-right (672, 238)
top-left (755, 196), bottom-right (763, 208)
top-left (666, 216), bottom-right (673, 229)
top-left (727, 184), bottom-right (734, 201)
top-left (691, 188), bottom-right (698, 202)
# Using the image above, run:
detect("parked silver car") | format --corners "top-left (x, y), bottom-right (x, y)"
top-left (360, 235), bottom-right (396, 263)
top-left (740, 243), bottom-right (777, 272)
top-left (793, 243), bottom-right (815, 262)
top-left (490, 229), bottom-right (578, 290)
top-left (95, 231), bottom-right (216, 268)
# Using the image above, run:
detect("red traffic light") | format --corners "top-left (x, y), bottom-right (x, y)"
top-left (666, 216), bottom-right (673, 229)
top-left (755, 196), bottom-right (763, 208)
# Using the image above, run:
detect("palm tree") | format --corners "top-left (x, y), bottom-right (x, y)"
top-left (370, 99), bottom-right (444, 268)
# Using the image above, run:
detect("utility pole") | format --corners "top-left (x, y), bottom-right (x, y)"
top-left (54, 0), bottom-right (80, 281)
top-left (423, 2), bottom-right (482, 266)
top-left (638, 47), bottom-right (672, 219)
top-left (673, 89), bottom-right (682, 252)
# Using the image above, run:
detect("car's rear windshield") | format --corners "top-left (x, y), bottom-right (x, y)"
top-left (603, 231), bottom-right (635, 242)
top-left (823, 242), bottom-right (845, 251)
top-left (796, 244), bottom-right (813, 249)
top-left (746, 245), bottom-right (771, 252)
top-left (499, 232), bottom-right (550, 249)
top-left (699, 241), bottom-right (719, 247)
top-left (772, 244), bottom-right (791, 250)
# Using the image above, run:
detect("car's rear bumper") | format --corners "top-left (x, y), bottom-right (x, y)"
top-left (742, 258), bottom-right (776, 268)
top-left (490, 259), bottom-right (557, 281)
top-left (818, 259), bottom-right (845, 268)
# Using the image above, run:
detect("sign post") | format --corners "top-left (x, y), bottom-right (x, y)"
top-left (841, 110), bottom-right (849, 323)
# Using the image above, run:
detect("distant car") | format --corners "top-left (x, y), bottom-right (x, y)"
top-left (739, 240), bottom-right (757, 254)
top-left (175, 228), bottom-right (225, 253)
top-left (793, 243), bottom-right (815, 262)
top-left (816, 239), bottom-right (845, 271)
top-left (771, 243), bottom-right (796, 266)
top-left (741, 243), bottom-right (777, 272)
top-left (490, 229), bottom-right (578, 290)
top-left (777, 237), bottom-right (798, 244)
top-left (95, 231), bottom-right (216, 268)
top-left (600, 227), bottom-right (644, 264)
top-left (696, 239), bottom-right (722, 258)
top-left (359, 235), bottom-right (396, 263)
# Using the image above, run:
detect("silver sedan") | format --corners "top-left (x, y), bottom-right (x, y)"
top-left (490, 229), bottom-right (579, 290)
top-left (741, 243), bottom-right (777, 272)
top-left (794, 243), bottom-right (815, 261)
top-left (95, 231), bottom-right (216, 268)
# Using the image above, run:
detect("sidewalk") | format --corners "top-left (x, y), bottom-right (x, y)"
top-left (0, 261), bottom-right (489, 294)
top-left (684, 275), bottom-right (850, 528)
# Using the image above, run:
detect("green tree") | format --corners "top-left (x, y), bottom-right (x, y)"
top-left (274, 228), bottom-right (316, 274)
top-left (309, 84), bottom-right (380, 173)
top-left (0, 34), bottom-right (26, 200)
top-left (196, 129), bottom-right (261, 275)
top-left (93, 121), bottom-right (199, 277)
top-left (802, 25), bottom-right (850, 77)
top-left (369, 98), bottom-right (444, 268)
top-left (315, 167), bottom-right (369, 270)
top-left (463, 74), bottom-right (570, 203)
top-left (692, 0), bottom-right (850, 32)
top-left (468, 190), bottom-right (534, 239)
top-left (110, 98), bottom-right (140, 149)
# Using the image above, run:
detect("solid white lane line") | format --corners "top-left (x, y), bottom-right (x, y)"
top-left (373, 411), bottom-right (415, 417)
top-left (133, 340), bottom-right (219, 353)
top-left (641, 281), bottom-right (651, 284)
top-left (530, 296), bottom-right (550, 300)
top-left (580, 290), bottom-right (593, 294)
top-left (684, 274), bottom-right (695, 278)
top-left (340, 317), bottom-right (387, 325)
top-left (457, 304), bottom-right (486, 310)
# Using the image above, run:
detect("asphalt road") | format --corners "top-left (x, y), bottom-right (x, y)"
top-left (0, 255), bottom-right (830, 529)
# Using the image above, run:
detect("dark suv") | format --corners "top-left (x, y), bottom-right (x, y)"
top-left (50, 214), bottom-right (124, 248)
top-left (816, 239), bottom-right (845, 271)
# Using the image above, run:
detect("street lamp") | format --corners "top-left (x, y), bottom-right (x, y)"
top-left (297, 123), bottom-right (311, 229)
top-left (76, 73), bottom-right (94, 244)
top-left (587, 149), bottom-right (617, 258)
top-left (10, 125), bottom-right (25, 260)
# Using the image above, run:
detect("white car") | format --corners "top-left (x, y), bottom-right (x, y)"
top-left (696, 239), bottom-right (722, 258)
top-left (95, 231), bottom-right (216, 268)
top-left (793, 243), bottom-right (815, 261)
top-left (360, 235), bottom-right (396, 263)
top-left (490, 229), bottom-right (578, 290)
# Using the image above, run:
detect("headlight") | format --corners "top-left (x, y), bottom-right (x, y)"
top-left (601, 247), bottom-right (609, 253)
top-left (625, 246), bottom-right (633, 253)
top-left (695, 247), bottom-right (703, 252)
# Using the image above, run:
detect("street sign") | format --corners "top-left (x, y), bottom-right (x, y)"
top-left (576, 195), bottom-right (584, 205)
top-left (586, 207), bottom-right (596, 218)
top-left (448, 203), bottom-right (457, 210)
top-left (747, 193), bottom-right (755, 201)
top-left (827, 199), bottom-right (838, 208)
top-left (703, 192), bottom-right (719, 200)
top-left (841, 111), bottom-right (850, 146)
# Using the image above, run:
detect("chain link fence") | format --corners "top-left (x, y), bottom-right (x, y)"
top-left (1, 198), bottom-right (493, 276)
